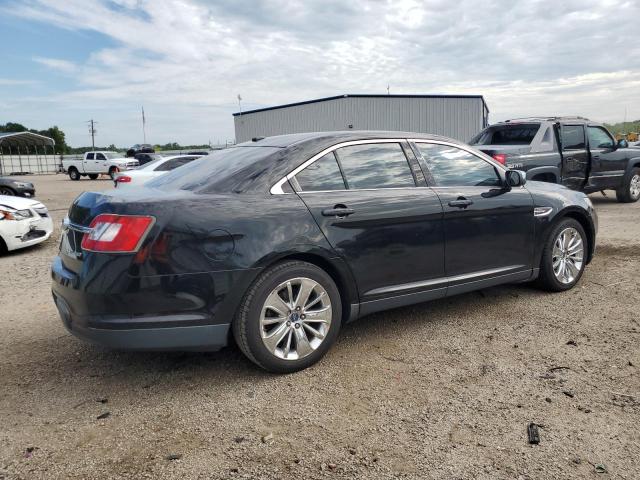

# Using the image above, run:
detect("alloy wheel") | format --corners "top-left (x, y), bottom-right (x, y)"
top-left (552, 227), bottom-right (584, 284)
top-left (0, 188), bottom-right (14, 196)
top-left (260, 277), bottom-right (332, 360)
top-left (630, 174), bottom-right (640, 199)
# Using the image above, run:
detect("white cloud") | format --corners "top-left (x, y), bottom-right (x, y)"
top-left (2, 0), bottom-right (640, 146)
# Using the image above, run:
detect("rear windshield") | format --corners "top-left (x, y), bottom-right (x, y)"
top-left (472, 124), bottom-right (540, 145)
top-left (146, 146), bottom-right (281, 192)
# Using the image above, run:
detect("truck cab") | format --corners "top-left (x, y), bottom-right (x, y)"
top-left (470, 117), bottom-right (640, 203)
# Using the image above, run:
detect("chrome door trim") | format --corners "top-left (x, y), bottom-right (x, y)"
top-left (270, 138), bottom-right (411, 195)
top-left (364, 265), bottom-right (526, 297)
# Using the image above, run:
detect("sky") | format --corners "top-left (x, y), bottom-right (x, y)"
top-left (0, 0), bottom-right (639, 147)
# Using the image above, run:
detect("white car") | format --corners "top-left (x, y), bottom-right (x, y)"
top-left (113, 155), bottom-right (202, 188)
top-left (0, 195), bottom-right (53, 253)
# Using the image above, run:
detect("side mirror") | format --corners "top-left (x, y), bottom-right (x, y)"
top-left (617, 139), bottom-right (629, 149)
top-left (505, 169), bottom-right (526, 188)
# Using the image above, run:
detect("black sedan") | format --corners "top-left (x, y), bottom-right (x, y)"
top-left (52, 132), bottom-right (597, 373)
top-left (0, 176), bottom-right (36, 197)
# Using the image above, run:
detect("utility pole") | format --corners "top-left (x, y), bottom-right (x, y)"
top-left (88, 119), bottom-right (97, 150)
top-left (237, 94), bottom-right (242, 115)
top-left (142, 106), bottom-right (147, 144)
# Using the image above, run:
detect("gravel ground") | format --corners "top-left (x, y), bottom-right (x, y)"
top-left (1, 175), bottom-right (639, 479)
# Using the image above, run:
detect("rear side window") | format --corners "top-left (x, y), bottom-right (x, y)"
top-left (561, 125), bottom-right (586, 150)
top-left (335, 143), bottom-right (415, 189)
top-left (296, 152), bottom-right (346, 191)
top-left (472, 124), bottom-right (540, 145)
top-left (86, 153), bottom-right (94, 160)
top-left (416, 143), bottom-right (501, 187)
top-left (154, 157), bottom-right (197, 172)
top-left (587, 126), bottom-right (614, 149)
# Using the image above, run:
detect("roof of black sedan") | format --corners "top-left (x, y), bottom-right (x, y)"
top-left (235, 130), bottom-right (457, 148)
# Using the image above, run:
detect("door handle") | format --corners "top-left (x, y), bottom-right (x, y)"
top-left (322, 205), bottom-right (355, 217)
top-left (448, 198), bottom-right (473, 208)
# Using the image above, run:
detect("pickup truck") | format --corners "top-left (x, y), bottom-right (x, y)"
top-left (62, 151), bottom-right (139, 181)
top-left (470, 117), bottom-right (640, 202)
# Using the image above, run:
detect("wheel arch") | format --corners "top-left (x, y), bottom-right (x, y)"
top-left (553, 207), bottom-right (596, 264)
top-left (257, 250), bottom-right (359, 323)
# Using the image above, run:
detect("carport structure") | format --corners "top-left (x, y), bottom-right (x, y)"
top-left (0, 132), bottom-right (57, 175)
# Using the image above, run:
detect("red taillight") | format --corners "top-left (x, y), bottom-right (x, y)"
top-left (81, 214), bottom-right (154, 253)
top-left (116, 175), bottom-right (132, 183)
top-left (492, 154), bottom-right (507, 165)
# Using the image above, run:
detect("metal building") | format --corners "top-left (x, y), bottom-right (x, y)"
top-left (233, 94), bottom-right (489, 143)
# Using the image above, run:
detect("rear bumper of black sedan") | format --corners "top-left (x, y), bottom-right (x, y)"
top-left (50, 256), bottom-right (244, 351)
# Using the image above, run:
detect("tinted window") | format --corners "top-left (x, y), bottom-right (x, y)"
top-left (561, 125), bottom-right (586, 150)
top-left (154, 157), bottom-right (197, 172)
top-left (147, 146), bottom-right (280, 192)
top-left (472, 124), bottom-right (540, 145)
top-left (296, 152), bottom-right (346, 191)
top-left (96, 153), bottom-right (106, 160)
top-left (587, 126), bottom-right (614, 149)
top-left (86, 153), bottom-right (94, 160)
top-left (335, 143), bottom-right (415, 189)
top-left (416, 143), bottom-right (501, 187)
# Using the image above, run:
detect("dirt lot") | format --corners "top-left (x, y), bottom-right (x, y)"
top-left (1, 175), bottom-right (639, 479)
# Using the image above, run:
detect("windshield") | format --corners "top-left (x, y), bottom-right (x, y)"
top-left (103, 152), bottom-right (123, 159)
top-left (472, 124), bottom-right (540, 145)
top-left (147, 146), bottom-right (281, 192)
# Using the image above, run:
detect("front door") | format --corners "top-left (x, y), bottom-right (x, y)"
top-left (291, 141), bottom-right (445, 305)
top-left (560, 124), bottom-right (589, 190)
top-left (412, 141), bottom-right (535, 295)
top-left (586, 125), bottom-right (627, 190)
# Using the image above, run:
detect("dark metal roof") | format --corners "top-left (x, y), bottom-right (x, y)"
top-left (0, 132), bottom-right (55, 148)
top-left (233, 94), bottom-right (489, 117)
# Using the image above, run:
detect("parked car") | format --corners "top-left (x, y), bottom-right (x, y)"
top-left (126, 144), bottom-right (154, 157)
top-left (0, 195), bottom-right (53, 253)
top-left (114, 155), bottom-right (202, 188)
top-left (0, 177), bottom-right (36, 197)
top-left (62, 151), bottom-right (139, 181)
top-left (52, 131), bottom-right (597, 373)
top-left (470, 117), bottom-right (640, 202)
top-left (134, 153), bottom-right (163, 166)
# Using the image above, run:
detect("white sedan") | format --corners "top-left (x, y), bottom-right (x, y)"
top-left (0, 195), bottom-right (53, 253)
top-left (113, 155), bottom-right (202, 188)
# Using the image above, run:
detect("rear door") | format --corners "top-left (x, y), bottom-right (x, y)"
top-left (82, 153), bottom-right (95, 174)
top-left (559, 124), bottom-right (589, 190)
top-left (412, 141), bottom-right (534, 295)
top-left (586, 125), bottom-right (627, 189)
top-left (292, 140), bottom-right (446, 305)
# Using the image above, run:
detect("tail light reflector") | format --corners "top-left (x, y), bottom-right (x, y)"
top-left (81, 214), bottom-right (154, 253)
top-left (116, 175), bottom-right (132, 183)
top-left (492, 154), bottom-right (507, 165)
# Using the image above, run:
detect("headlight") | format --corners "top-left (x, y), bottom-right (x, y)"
top-left (13, 182), bottom-right (30, 188)
top-left (0, 208), bottom-right (33, 220)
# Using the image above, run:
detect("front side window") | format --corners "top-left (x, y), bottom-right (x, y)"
top-left (335, 143), bottom-right (415, 189)
top-left (416, 143), bottom-right (501, 187)
top-left (96, 153), bottom-right (106, 160)
top-left (561, 125), bottom-right (586, 150)
top-left (295, 152), bottom-right (346, 191)
top-left (587, 126), bottom-right (614, 149)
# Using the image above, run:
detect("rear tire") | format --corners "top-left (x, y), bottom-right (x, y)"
top-left (0, 236), bottom-right (7, 255)
top-left (536, 218), bottom-right (587, 292)
top-left (88, 174), bottom-right (99, 180)
top-left (233, 260), bottom-right (342, 373)
top-left (616, 167), bottom-right (640, 203)
top-left (68, 168), bottom-right (80, 181)
top-left (0, 187), bottom-right (15, 196)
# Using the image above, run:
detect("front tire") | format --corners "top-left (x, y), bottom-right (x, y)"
top-left (68, 168), bottom-right (80, 181)
top-left (233, 261), bottom-right (342, 373)
top-left (537, 218), bottom-right (587, 292)
top-left (616, 168), bottom-right (640, 203)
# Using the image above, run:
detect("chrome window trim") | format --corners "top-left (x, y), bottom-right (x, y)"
top-left (270, 139), bottom-right (411, 195)
top-left (409, 139), bottom-right (507, 170)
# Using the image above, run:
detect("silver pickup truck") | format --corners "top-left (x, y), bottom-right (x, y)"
top-left (62, 151), bottom-right (139, 181)
top-left (470, 116), bottom-right (640, 203)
